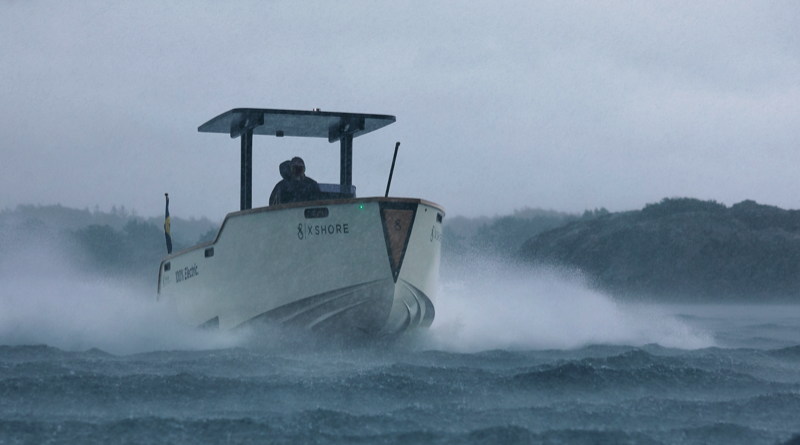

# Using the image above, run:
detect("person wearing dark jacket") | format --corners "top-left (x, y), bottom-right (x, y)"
top-left (270, 157), bottom-right (320, 205)
top-left (268, 160), bottom-right (292, 205)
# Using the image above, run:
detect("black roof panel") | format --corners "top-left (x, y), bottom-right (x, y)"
top-left (198, 108), bottom-right (396, 142)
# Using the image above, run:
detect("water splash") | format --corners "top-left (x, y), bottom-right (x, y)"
top-left (0, 233), bottom-right (242, 355)
top-left (424, 257), bottom-right (715, 352)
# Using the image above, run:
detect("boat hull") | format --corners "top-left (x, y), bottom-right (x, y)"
top-left (158, 197), bottom-right (443, 337)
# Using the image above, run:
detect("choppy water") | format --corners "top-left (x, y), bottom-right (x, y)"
top-left (2, 256), bottom-right (800, 444)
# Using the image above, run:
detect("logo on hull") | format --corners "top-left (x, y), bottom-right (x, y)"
top-left (297, 223), bottom-right (350, 240)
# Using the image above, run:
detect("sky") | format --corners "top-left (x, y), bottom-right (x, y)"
top-left (1, 1), bottom-right (798, 219)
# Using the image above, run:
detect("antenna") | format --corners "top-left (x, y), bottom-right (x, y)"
top-left (385, 142), bottom-right (400, 197)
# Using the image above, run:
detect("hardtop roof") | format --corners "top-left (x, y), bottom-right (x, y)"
top-left (198, 108), bottom-right (396, 142)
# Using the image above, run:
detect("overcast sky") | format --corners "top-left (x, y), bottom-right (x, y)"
top-left (1, 1), bottom-right (798, 219)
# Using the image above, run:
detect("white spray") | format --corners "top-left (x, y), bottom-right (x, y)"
top-left (424, 256), bottom-right (714, 352)
top-left (0, 230), bottom-right (242, 355)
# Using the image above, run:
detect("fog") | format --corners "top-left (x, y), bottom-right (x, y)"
top-left (1, 1), bottom-right (799, 219)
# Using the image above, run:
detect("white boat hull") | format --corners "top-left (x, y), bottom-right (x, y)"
top-left (158, 197), bottom-right (443, 337)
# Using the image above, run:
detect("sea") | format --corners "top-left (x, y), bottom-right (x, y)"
top-left (2, 254), bottom-right (800, 444)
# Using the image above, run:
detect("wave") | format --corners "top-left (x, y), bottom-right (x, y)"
top-left (11, 417), bottom-right (769, 445)
top-left (768, 345), bottom-right (800, 360)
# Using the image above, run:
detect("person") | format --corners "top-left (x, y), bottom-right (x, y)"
top-left (270, 157), bottom-right (320, 204)
top-left (268, 160), bottom-right (291, 205)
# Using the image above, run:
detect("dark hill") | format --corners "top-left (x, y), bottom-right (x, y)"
top-left (520, 198), bottom-right (800, 301)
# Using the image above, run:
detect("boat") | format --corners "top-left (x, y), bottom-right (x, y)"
top-left (157, 108), bottom-right (444, 337)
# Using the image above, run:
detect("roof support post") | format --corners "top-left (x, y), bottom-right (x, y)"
top-left (340, 133), bottom-right (353, 189)
top-left (240, 129), bottom-right (253, 210)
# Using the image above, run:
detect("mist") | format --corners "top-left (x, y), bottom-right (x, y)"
top-left (425, 257), bottom-right (714, 352)
top-left (0, 228), bottom-right (242, 355)
top-left (2, 2), bottom-right (799, 219)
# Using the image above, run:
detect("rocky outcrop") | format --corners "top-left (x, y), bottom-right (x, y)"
top-left (520, 198), bottom-right (800, 301)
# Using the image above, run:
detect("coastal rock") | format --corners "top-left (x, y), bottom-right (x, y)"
top-left (519, 198), bottom-right (800, 301)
